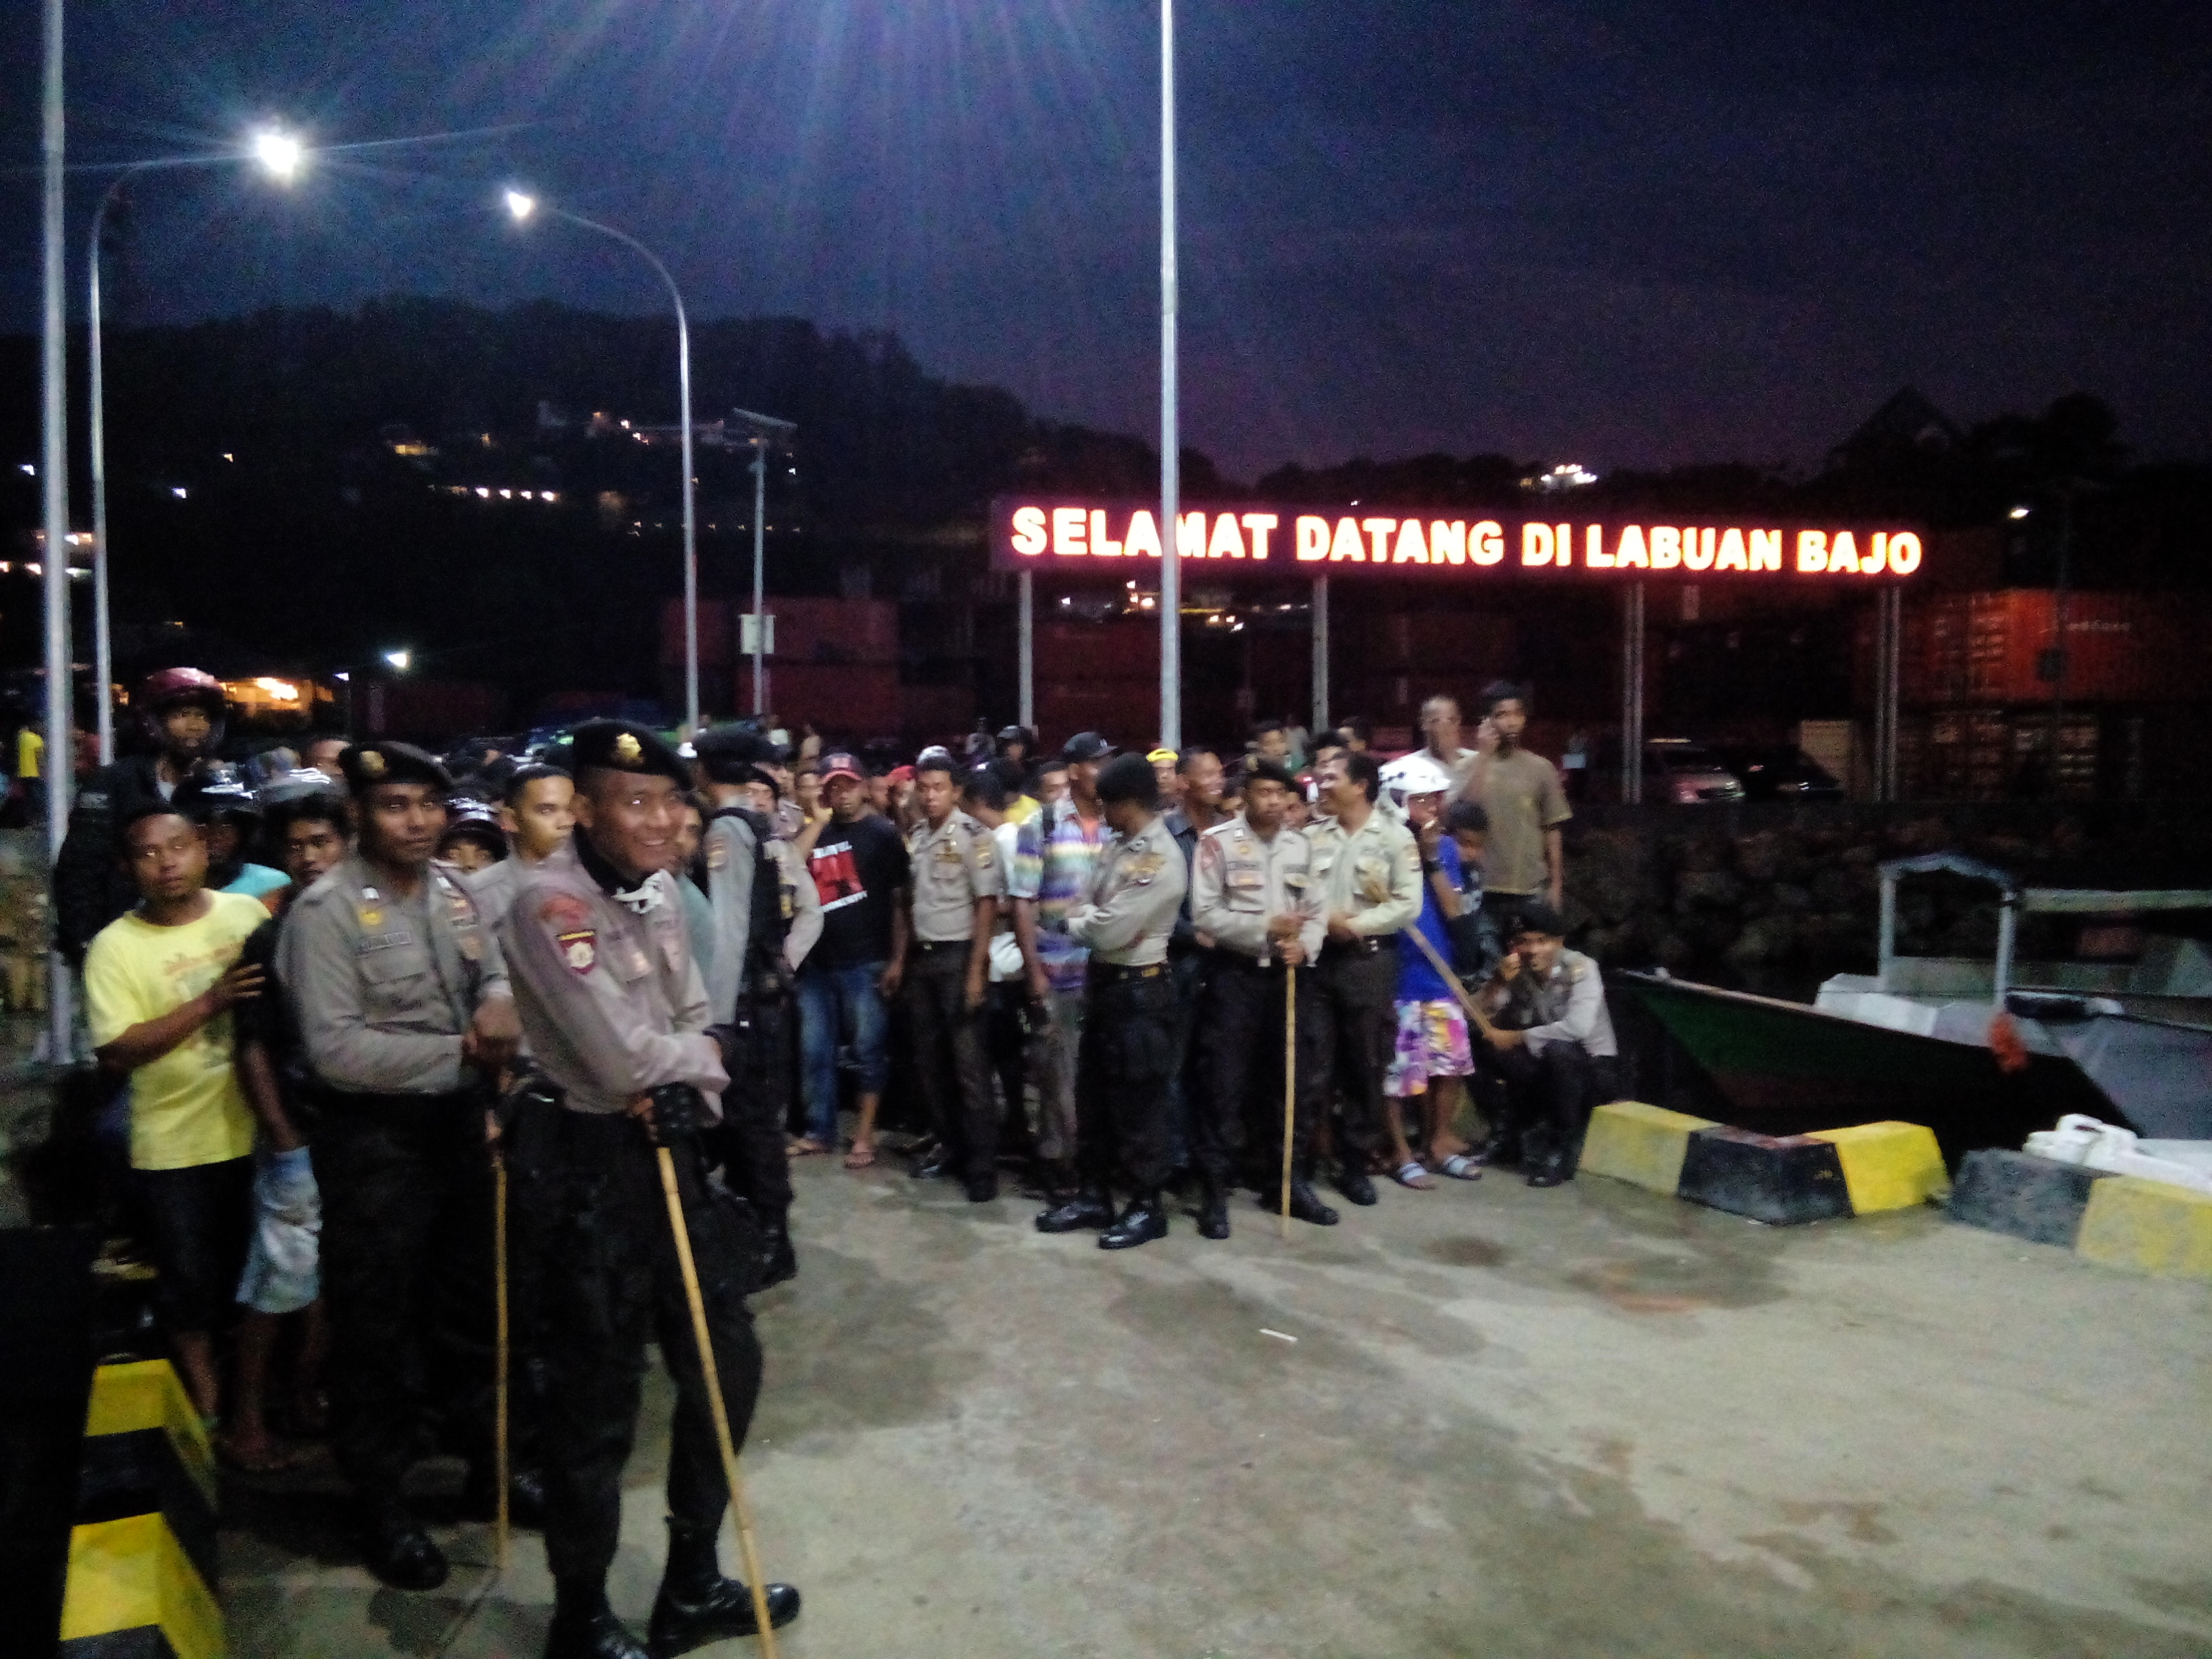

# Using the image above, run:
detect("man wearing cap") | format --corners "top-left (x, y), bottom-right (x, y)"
top-left (274, 741), bottom-right (523, 1591)
top-left (691, 724), bottom-right (822, 1283)
top-left (1307, 750), bottom-right (1422, 1206)
top-left (56, 666), bottom-right (230, 962)
top-left (902, 750), bottom-right (1001, 1199)
top-left (796, 750), bottom-right (909, 1170)
top-left (1189, 757), bottom-right (1333, 1237)
top-left (1035, 752), bottom-right (1187, 1249)
top-left (1010, 732), bottom-right (1114, 1199)
top-left (1475, 901), bottom-right (1620, 1187)
top-left (497, 721), bottom-right (800, 1659)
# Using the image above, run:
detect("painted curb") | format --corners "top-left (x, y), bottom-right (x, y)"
top-left (1582, 1104), bottom-right (1948, 1226)
top-left (1950, 1149), bottom-right (2212, 1283)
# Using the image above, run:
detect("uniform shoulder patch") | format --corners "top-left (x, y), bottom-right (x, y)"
top-left (557, 929), bottom-right (598, 973)
top-left (706, 838), bottom-right (729, 870)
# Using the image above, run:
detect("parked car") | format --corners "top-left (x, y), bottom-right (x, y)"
top-left (1718, 745), bottom-right (1845, 801)
top-left (1643, 739), bottom-right (1746, 804)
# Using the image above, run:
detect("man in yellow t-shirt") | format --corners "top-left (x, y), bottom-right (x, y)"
top-left (85, 800), bottom-right (269, 1421)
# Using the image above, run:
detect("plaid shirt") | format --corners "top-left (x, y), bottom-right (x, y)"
top-left (1013, 800), bottom-right (1107, 994)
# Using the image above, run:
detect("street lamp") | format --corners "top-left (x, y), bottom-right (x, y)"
top-left (730, 407), bottom-right (797, 717)
top-left (504, 188), bottom-right (701, 734)
top-left (1158, 0), bottom-right (1181, 749)
top-left (87, 126), bottom-right (307, 763)
top-left (382, 649), bottom-right (411, 672)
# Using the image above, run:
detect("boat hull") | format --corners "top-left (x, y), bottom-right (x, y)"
top-left (1621, 972), bottom-right (2112, 1166)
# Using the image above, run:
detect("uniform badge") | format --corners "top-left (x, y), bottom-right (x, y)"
top-left (1128, 851), bottom-right (1165, 886)
top-left (975, 844), bottom-right (994, 868)
top-left (935, 842), bottom-right (962, 866)
top-left (359, 750), bottom-right (386, 778)
top-left (558, 929), bottom-right (598, 973)
top-left (356, 905), bottom-right (384, 930)
top-left (707, 840), bottom-right (728, 870)
top-left (1235, 837), bottom-right (1255, 857)
top-left (459, 933), bottom-right (483, 961)
top-left (613, 732), bottom-right (643, 763)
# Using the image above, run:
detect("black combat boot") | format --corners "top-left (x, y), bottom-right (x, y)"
top-left (1099, 1191), bottom-right (1168, 1250)
top-left (1195, 1173), bottom-right (1231, 1240)
top-left (546, 1578), bottom-right (649, 1659)
top-left (462, 1462), bottom-right (547, 1529)
top-left (1036, 1185), bottom-right (1115, 1233)
top-left (1284, 1175), bottom-right (1340, 1227)
top-left (645, 1518), bottom-right (802, 1657)
top-left (361, 1496), bottom-right (447, 1591)
top-left (757, 1214), bottom-right (798, 1290)
top-left (1334, 1164), bottom-right (1379, 1206)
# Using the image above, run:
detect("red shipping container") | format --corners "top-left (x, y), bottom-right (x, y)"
top-left (764, 597), bottom-right (899, 665)
top-left (364, 680), bottom-right (507, 740)
top-left (659, 599), bottom-right (733, 668)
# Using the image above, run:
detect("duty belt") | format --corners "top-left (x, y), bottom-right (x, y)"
top-left (914, 939), bottom-right (972, 954)
top-left (1323, 937), bottom-right (1385, 958)
top-left (1089, 961), bottom-right (1167, 983)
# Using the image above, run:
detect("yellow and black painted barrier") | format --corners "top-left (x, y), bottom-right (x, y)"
top-left (1950, 1148), bottom-right (2212, 1282)
top-left (1581, 1102), bottom-right (1948, 1225)
top-left (59, 1359), bottom-right (224, 1659)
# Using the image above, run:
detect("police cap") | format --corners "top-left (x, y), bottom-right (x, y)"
top-left (1244, 758), bottom-right (1298, 792)
top-left (692, 722), bottom-right (775, 783)
top-left (568, 719), bottom-right (690, 787)
top-left (1094, 752), bottom-right (1159, 808)
top-left (1507, 899), bottom-right (1567, 940)
top-left (340, 741), bottom-right (451, 797)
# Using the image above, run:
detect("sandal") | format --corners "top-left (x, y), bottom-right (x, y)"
top-left (842, 1141), bottom-right (878, 1171)
top-left (1393, 1160), bottom-right (1435, 1191)
top-left (787, 1137), bottom-right (832, 1159)
top-left (1435, 1153), bottom-right (1483, 1181)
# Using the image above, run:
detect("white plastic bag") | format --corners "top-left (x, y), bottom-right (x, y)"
top-left (2024, 1114), bottom-right (2212, 1195)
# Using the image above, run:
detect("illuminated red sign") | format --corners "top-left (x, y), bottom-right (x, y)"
top-left (991, 497), bottom-right (1923, 581)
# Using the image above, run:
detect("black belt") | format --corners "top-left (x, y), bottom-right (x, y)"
top-left (914, 939), bottom-right (972, 953)
top-left (1089, 961), bottom-right (1167, 983)
top-left (1322, 937), bottom-right (1385, 958)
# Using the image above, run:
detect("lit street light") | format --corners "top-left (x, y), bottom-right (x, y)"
top-left (382, 649), bottom-right (411, 672)
top-left (87, 126), bottom-right (307, 762)
top-left (504, 188), bottom-right (703, 735)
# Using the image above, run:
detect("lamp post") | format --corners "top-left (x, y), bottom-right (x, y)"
top-left (39, 0), bottom-right (70, 1061)
top-left (1158, 0), bottom-right (1181, 750)
top-left (729, 408), bottom-right (797, 718)
top-left (504, 190), bottom-right (700, 735)
top-left (87, 129), bottom-right (306, 765)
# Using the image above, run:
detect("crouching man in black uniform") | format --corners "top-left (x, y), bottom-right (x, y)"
top-left (497, 721), bottom-right (800, 1659)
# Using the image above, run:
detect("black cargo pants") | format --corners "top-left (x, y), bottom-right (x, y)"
top-left (708, 983), bottom-right (796, 1222)
top-left (905, 941), bottom-right (996, 1183)
top-left (1196, 954), bottom-right (1329, 1189)
top-left (1316, 942), bottom-right (1398, 1166)
top-left (1074, 962), bottom-right (1178, 1195)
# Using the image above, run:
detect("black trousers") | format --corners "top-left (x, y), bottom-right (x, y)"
top-left (1075, 964), bottom-right (1178, 1195)
top-left (1484, 1044), bottom-right (1620, 1172)
top-left (1316, 945), bottom-right (1398, 1162)
top-left (984, 981), bottom-right (1033, 1155)
top-left (541, 1111), bottom-right (763, 1589)
top-left (905, 943), bottom-right (996, 1183)
top-left (708, 986), bottom-right (795, 1222)
top-left (309, 1094), bottom-right (496, 1507)
top-left (1195, 956), bottom-right (1328, 1188)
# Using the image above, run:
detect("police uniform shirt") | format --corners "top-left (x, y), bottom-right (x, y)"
top-left (1307, 810), bottom-right (1422, 939)
top-left (1065, 814), bottom-right (1187, 966)
top-left (1189, 813), bottom-right (1324, 966)
top-left (497, 840), bottom-right (729, 1116)
top-left (276, 851), bottom-right (509, 1096)
top-left (701, 813), bottom-right (825, 1021)
top-left (1489, 947), bottom-right (1618, 1059)
top-left (464, 856), bottom-right (522, 930)
top-left (906, 810), bottom-right (996, 944)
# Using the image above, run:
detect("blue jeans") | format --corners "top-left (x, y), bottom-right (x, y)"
top-left (796, 961), bottom-right (890, 1145)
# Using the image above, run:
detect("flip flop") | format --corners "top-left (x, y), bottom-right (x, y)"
top-left (1435, 1154), bottom-right (1483, 1181)
top-left (787, 1137), bottom-right (832, 1159)
top-left (842, 1142), bottom-right (878, 1171)
top-left (1393, 1160), bottom-right (1435, 1191)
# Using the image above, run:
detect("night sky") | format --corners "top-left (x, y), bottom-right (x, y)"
top-left (3, 1), bottom-right (2207, 481)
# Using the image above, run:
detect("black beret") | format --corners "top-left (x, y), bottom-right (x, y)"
top-left (1094, 752), bottom-right (1160, 807)
top-left (1244, 758), bottom-right (1298, 792)
top-left (1507, 899), bottom-right (1567, 939)
top-left (341, 741), bottom-right (451, 796)
top-left (568, 719), bottom-right (690, 787)
top-left (692, 722), bottom-right (774, 783)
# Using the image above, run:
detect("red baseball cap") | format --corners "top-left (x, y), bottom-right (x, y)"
top-left (819, 751), bottom-right (864, 786)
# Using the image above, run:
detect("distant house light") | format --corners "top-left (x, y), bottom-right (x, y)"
top-left (171, 486), bottom-right (188, 499)
top-left (2009, 505), bottom-right (2032, 520)
top-left (476, 487), bottom-right (491, 499)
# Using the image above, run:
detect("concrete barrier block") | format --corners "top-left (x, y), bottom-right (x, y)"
top-left (1808, 1121), bottom-right (1948, 1214)
top-left (1679, 1126), bottom-right (1852, 1225)
top-left (2076, 1175), bottom-right (2212, 1282)
top-left (1947, 1149), bottom-right (2108, 1248)
top-left (1580, 1101), bottom-right (1715, 1195)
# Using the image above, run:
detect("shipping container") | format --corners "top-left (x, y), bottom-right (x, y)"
top-left (1887, 591), bottom-right (2212, 708)
top-left (363, 680), bottom-right (507, 741)
top-left (766, 597), bottom-right (899, 665)
top-left (657, 599), bottom-right (733, 668)
top-left (752, 662), bottom-right (901, 741)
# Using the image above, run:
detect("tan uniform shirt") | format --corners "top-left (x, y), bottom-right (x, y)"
top-left (277, 852), bottom-right (509, 1096)
top-left (1065, 814), bottom-right (1187, 966)
top-left (1483, 947), bottom-right (1617, 1058)
top-left (906, 810), bottom-right (996, 944)
top-left (1467, 747), bottom-right (1571, 895)
top-left (1308, 809), bottom-right (1422, 940)
top-left (1189, 814), bottom-right (1324, 966)
top-left (701, 809), bottom-right (823, 1022)
top-left (497, 841), bottom-right (729, 1117)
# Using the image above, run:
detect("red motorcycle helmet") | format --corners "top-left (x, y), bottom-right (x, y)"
top-left (134, 667), bottom-right (228, 754)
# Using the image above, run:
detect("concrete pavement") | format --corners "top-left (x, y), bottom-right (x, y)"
top-left (221, 1151), bottom-right (2212, 1658)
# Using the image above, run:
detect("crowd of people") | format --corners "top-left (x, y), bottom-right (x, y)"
top-left (55, 665), bottom-right (1618, 1659)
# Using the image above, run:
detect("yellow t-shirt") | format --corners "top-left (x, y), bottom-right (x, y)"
top-left (85, 891), bottom-right (266, 1170)
top-left (16, 727), bottom-right (43, 779)
top-left (1004, 794), bottom-right (1042, 827)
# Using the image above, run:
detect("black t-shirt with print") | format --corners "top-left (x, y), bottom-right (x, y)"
top-left (804, 813), bottom-right (911, 969)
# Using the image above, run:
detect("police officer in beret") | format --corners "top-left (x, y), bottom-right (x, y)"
top-left (274, 741), bottom-right (523, 1590)
top-left (496, 721), bottom-right (799, 1659)
top-left (1036, 752), bottom-right (1188, 1249)
top-left (691, 722), bottom-right (822, 1286)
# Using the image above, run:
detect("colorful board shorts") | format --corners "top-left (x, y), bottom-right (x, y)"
top-left (1384, 998), bottom-right (1473, 1097)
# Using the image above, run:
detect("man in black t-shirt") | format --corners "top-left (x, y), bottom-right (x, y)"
top-left (799, 752), bottom-right (912, 1168)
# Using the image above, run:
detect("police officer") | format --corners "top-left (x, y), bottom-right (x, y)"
top-left (1307, 750), bottom-right (1422, 1206)
top-left (1189, 758), bottom-right (1334, 1237)
top-left (497, 722), bottom-right (799, 1659)
top-left (903, 750), bottom-right (1001, 1200)
top-left (1035, 753), bottom-right (1188, 1250)
top-left (274, 741), bottom-right (522, 1591)
top-left (692, 724), bottom-right (822, 1286)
